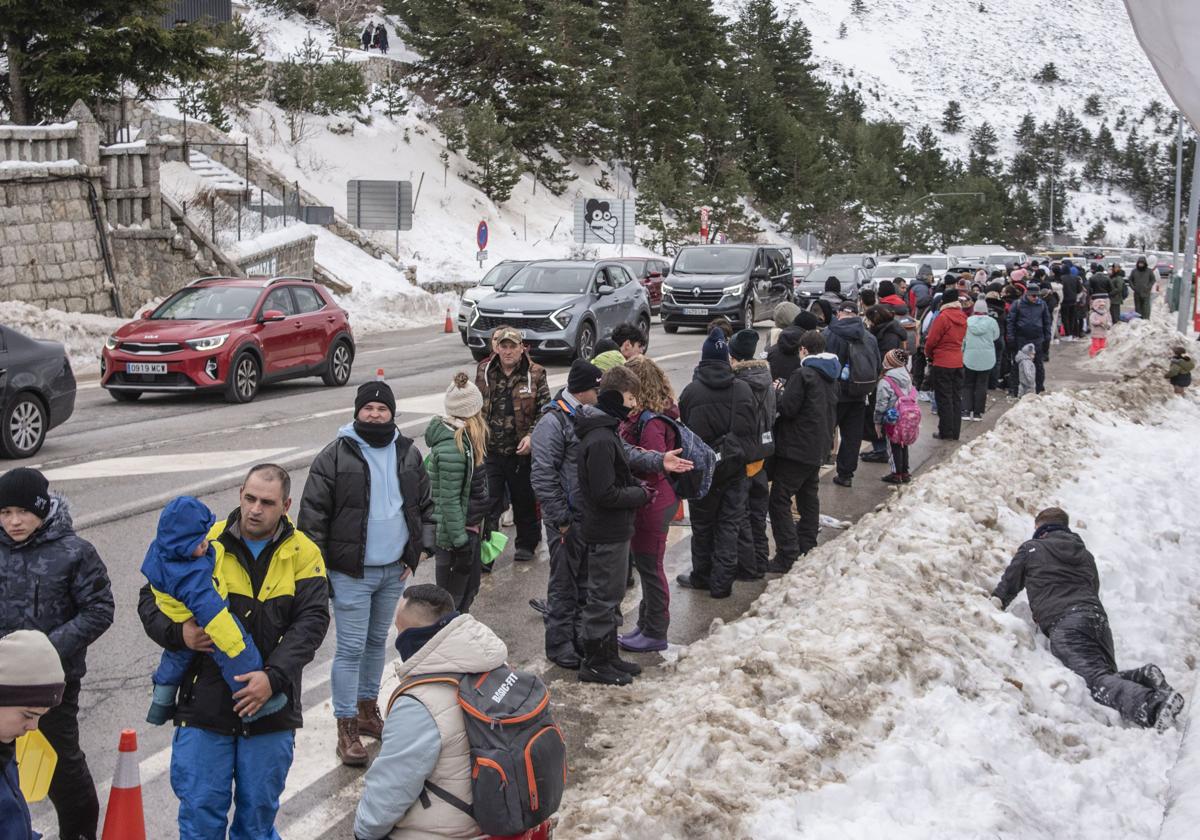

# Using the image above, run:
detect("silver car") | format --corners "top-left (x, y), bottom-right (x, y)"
top-left (465, 260), bottom-right (651, 362)
top-left (457, 261), bottom-right (530, 343)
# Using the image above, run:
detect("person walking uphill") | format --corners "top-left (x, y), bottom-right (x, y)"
top-left (476, 327), bottom-right (551, 565)
top-left (139, 464), bottom-right (328, 839)
top-left (1129, 257), bottom-right (1155, 320)
top-left (574, 374), bottom-right (652, 686)
top-left (991, 507), bottom-right (1185, 730)
top-left (678, 328), bottom-right (757, 598)
top-left (0, 630), bottom-right (65, 840)
top-left (423, 373), bottom-right (490, 614)
top-left (0, 468), bottom-right (112, 840)
top-left (300, 379), bottom-right (434, 768)
top-left (824, 303), bottom-right (882, 486)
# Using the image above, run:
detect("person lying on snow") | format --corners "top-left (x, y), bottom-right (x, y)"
top-left (991, 506), bottom-right (1184, 731)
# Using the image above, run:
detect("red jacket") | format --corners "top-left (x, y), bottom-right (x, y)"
top-left (923, 304), bottom-right (967, 368)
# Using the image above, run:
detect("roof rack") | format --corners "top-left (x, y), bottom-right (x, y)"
top-left (186, 275), bottom-right (232, 286)
top-left (266, 276), bottom-right (317, 285)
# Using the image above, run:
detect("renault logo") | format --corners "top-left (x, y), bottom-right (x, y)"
top-left (692, 287), bottom-right (701, 296)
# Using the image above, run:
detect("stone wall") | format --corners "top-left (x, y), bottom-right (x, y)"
top-left (0, 165), bottom-right (117, 314)
top-left (231, 232), bottom-right (317, 277)
top-left (109, 229), bottom-right (211, 306)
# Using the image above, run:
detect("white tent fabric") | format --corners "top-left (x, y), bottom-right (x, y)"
top-left (1122, 1), bottom-right (1200, 129)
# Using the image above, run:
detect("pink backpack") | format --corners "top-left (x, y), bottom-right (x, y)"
top-left (883, 376), bottom-right (921, 446)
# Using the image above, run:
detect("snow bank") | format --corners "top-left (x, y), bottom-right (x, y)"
top-left (556, 317), bottom-right (1199, 839)
top-left (0, 301), bottom-right (126, 374)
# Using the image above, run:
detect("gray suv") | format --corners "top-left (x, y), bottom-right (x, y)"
top-left (660, 244), bottom-right (793, 332)
top-left (465, 260), bottom-right (651, 361)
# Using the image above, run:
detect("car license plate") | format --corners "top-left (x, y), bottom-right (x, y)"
top-left (683, 308), bottom-right (708, 316)
top-left (126, 362), bottom-right (167, 374)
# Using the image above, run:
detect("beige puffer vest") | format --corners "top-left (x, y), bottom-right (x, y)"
top-left (386, 614), bottom-right (508, 839)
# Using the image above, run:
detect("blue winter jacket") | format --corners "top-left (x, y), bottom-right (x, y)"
top-left (0, 743), bottom-right (35, 840)
top-left (1006, 296), bottom-right (1052, 346)
top-left (339, 422), bottom-right (409, 567)
top-left (141, 496), bottom-right (263, 677)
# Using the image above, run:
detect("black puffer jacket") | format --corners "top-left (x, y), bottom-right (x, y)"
top-left (732, 359), bottom-right (776, 463)
top-left (871, 318), bottom-right (908, 354)
top-left (573, 410), bottom-right (648, 544)
top-left (138, 511), bottom-right (329, 736)
top-left (0, 496), bottom-right (113, 681)
top-left (768, 326), bottom-right (804, 382)
top-left (992, 526), bottom-right (1105, 634)
top-left (298, 433), bottom-right (435, 576)
top-left (1059, 270), bottom-right (1082, 304)
top-left (774, 354), bottom-right (839, 466)
top-left (679, 361), bottom-right (757, 455)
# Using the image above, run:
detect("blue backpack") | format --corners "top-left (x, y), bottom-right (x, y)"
top-left (635, 410), bottom-right (716, 500)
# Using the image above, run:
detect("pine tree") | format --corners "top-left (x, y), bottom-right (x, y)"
top-left (1014, 112), bottom-right (1037, 145)
top-left (1084, 94), bottom-right (1102, 117)
top-left (1085, 221), bottom-right (1107, 245)
top-left (1034, 62), bottom-right (1060, 84)
top-left (838, 21), bottom-right (848, 39)
top-left (1, 0), bottom-right (214, 122)
top-left (851, 0), bottom-right (867, 16)
top-left (970, 122), bottom-right (999, 157)
top-left (463, 102), bottom-right (521, 205)
top-left (941, 100), bottom-right (964, 134)
top-left (270, 35), bottom-right (325, 141)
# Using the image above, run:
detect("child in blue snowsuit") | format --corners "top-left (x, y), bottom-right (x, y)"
top-left (141, 496), bottom-right (287, 724)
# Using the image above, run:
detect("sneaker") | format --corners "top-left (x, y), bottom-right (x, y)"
top-left (859, 451), bottom-right (889, 463)
top-left (881, 473), bottom-right (905, 484)
top-left (832, 475), bottom-right (852, 487)
top-left (973, 413), bottom-right (983, 421)
top-left (1155, 690), bottom-right (1186, 732)
top-left (917, 391), bottom-right (932, 402)
top-left (901, 472), bottom-right (913, 483)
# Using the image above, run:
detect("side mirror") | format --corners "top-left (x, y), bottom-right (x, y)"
top-left (139, 310), bottom-right (152, 319)
top-left (596, 285), bottom-right (615, 297)
top-left (261, 309), bottom-right (286, 322)
top-left (661, 266), bottom-right (671, 277)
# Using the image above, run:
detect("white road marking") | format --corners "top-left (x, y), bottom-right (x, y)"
top-left (42, 448), bottom-right (296, 482)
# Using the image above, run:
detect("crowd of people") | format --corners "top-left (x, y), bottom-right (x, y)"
top-left (0, 266), bottom-right (1184, 838)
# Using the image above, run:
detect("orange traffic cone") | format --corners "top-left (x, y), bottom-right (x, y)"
top-left (101, 730), bottom-right (145, 840)
top-left (444, 307), bottom-right (454, 333)
top-left (376, 368), bottom-right (385, 381)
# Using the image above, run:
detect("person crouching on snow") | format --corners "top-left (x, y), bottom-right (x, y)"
top-left (1166, 345), bottom-right (1193, 396)
top-left (142, 496), bottom-right (288, 724)
top-left (991, 506), bottom-right (1184, 731)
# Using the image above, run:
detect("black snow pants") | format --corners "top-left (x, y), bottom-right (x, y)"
top-left (543, 521), bottom-right (587, 661)
top-left (688, 476), bottom-right (747, 596)
top-left (736, 469), bottom-right (770, 576)
top-left (1048, 608), bottom-right (1166, 728)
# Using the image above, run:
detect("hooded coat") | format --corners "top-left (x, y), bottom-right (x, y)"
top-left (870, 317), bottom-right (909, 355)
top-left (621, 405), bottom-right (681, 556)
top-left (679, 359), bottom-right (757, 477)
top-left (0, 495), bottom-right (113, 681)
top-left (731, 358), bottom-right (777, 463)
top-left (773, 353), bottom-right (838, 466)
top-left (1006, 295), bottom-right (1052, 347)
top-left (1089, 296), bottom-right (1112, 338)
top-left (992, 527), bottom-right (1106, 634)
top-left (573, 407), bottom-right (649, 544)
top-left (873, 365), bottom-right (913, 426)
top-left (423, 419), bottom-right (489, 551)
top-left (767, 326), bottom-right (804, 382)
top-left (823, 316), bottom-right (881, 402)
top-left (963, 313), bottom-right (1000, 371)
top-left (1129, 265), bottom-right (1155, 297)
top-left (923, 303), bottom-right (967, 368)
top-left (355, 614), bottom-right (508, 839)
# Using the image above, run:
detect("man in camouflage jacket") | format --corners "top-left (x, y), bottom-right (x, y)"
top-left (475, 327), bottom-right (550, 563)
top-left (0, 468), bottom-right (113, 840)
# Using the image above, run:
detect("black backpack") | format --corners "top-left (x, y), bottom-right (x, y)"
top-left (840, 336), bottom-right (881, 399)
top-left (389, 666), bottom-right (566, 836)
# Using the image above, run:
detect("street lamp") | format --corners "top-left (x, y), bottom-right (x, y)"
top-left (898, 192), bottom-right (985, 250)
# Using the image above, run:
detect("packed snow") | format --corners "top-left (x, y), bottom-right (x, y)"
top-left (0, 301), bottom-right (127, 374)
top-left (555, 316), bottom-right (1200, 839)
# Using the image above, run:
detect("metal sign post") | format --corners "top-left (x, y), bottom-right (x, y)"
top-left (346, 179), bottom-right (413, 255)
top-left (476, 220), bottom-right (489, 268)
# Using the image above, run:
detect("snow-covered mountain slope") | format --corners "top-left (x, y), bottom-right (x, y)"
top-left (719, 0), bottom-right (1176, 241)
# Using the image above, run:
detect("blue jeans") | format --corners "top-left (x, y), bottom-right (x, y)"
top-left (329, 562), bottom-right (408, 718)
top-left (170, 727), bottom-right (294, 840)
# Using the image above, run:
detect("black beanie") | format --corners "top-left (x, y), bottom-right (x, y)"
top-left (877, 279), bottom-right (896, 298)
top-left (0, 468), bottom-right (52, 519)
top-left (729, 328), bottom-right (759, 361)
top-left (701, 327), bottom-right (729, 362)
top-left (567, 359), bottom-right (603, 394)
top-left (355, 380), bottom-right (396, 417)
top-left (792, 310), bottom-right (820, 331)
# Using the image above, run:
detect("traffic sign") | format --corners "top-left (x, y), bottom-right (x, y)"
top-left (477, 221), bottom-right (489, 251)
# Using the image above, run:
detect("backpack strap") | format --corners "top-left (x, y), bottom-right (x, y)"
top-left (421, 779), bottom-right (474, 818)
top-left (386, 673), bottom-right (462, 715)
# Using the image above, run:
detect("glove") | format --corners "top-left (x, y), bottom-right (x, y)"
top-left (989, 596), bottom-right (1004, 611)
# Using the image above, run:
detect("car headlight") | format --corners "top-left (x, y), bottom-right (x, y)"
top-left (104, 335), bottom-right (119, 351)
top-left (185, 333), bottom-right (229, 352)
top-left (549, 306), bottom-right (574, 329)
top-left (470, 307), bottom-right (481, 326)
top-left (662, 283), bottom-right (677, 293)
top-left (721, 283), bottom-right (744, 297)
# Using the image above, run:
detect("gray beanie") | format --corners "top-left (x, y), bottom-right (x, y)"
top-left (444, 372), bottom-right (484, 419)
top-left (0, 630), bottom-right (64, 708)
top-left (773, 300), bottom-right (801, 329)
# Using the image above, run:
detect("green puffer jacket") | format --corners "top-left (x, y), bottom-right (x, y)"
top-left (423, 418), bottom-right (488, 550)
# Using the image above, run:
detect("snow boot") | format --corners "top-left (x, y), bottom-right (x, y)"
top-left (619, 631), bottom-right (668, 653)
top-left (242, 691), bottom-right (289, 723)
top-left (1155, 690), bottom-right (1186, 733)
top-left (146, 683), bottom-right (178, 726)
top-left (355, 698), bottom-right (384, 740)
top-left (1126, 664), bottom-right (1170, 691)
top-left (336, 717), bottom-right (368, 767)
top-left (578, 638), bottom-right (631, 687)
top-left (607, 633), bottom-right (643, 676)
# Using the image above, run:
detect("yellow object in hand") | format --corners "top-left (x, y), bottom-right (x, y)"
top-left (15, 729), bottom-right (57, 802)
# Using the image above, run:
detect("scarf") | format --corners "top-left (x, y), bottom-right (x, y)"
top-left (1033, 522), bottom-right (1070, 541)
top-left (395, 611), bottom-right (460, 661)
top-left (353, 419), bottom-right (397, 448)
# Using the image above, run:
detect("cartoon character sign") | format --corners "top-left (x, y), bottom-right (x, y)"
top-left (584, 199), bottom-right (619, 244)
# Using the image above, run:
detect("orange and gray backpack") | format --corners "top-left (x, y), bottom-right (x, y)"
top-left (388, 665), bottom-right (567, 836)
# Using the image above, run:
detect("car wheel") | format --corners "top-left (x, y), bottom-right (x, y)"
top-left (109, 389), bottom-right (142, 403)
top-left (321, 339), bottom-right (354, 387)
top-left (574, 321), bottom-right (596, 360)
top-left (1, 393), bottom-right (47, 459)
top-left (663, 322), bottom-right (679, 334)
top-left (741, 297), bottom-right (755, 329)
top-left (470, 347), bottom-right (490, 362)
top-left (225, 352), bottom-right (261, 404)
top-left (637, 314), bottom-right (652, 351)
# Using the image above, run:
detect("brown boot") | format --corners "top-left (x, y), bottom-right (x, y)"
top-left (356, 698), bottom-right (384, 740)
top-left (336, 717), bottom-right (367, 767)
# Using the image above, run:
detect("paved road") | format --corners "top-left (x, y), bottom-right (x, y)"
top-left (20, 319), bottom-right (1107, 839)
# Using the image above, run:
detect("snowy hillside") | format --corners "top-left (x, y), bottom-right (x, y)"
top-left (721, 0), bottom-right (1176, 241)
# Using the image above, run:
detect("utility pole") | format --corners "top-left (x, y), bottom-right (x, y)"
top-left (1178, 139), bottom-right (1199, 335)
top-left (1172, 113), bottom-right (1183, 281)
top-left (1048, 174), bottom-right (1054, 245)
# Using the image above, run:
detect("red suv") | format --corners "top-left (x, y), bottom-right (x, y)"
top-left (616, 258), bottom-right (669, 314)
top-left (101, 276), bottom-right (355, 403)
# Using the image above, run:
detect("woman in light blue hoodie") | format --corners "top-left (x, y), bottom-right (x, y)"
top-left (299, 378), bottom-right (435, 767)
top-left (963, 298), bottom-right (1000, 421)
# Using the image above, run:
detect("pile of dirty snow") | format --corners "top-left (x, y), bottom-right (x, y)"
top-left (555, 319), bottom-right (1200, 840)
top-left (0, 301), bottom-right (126, 375)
